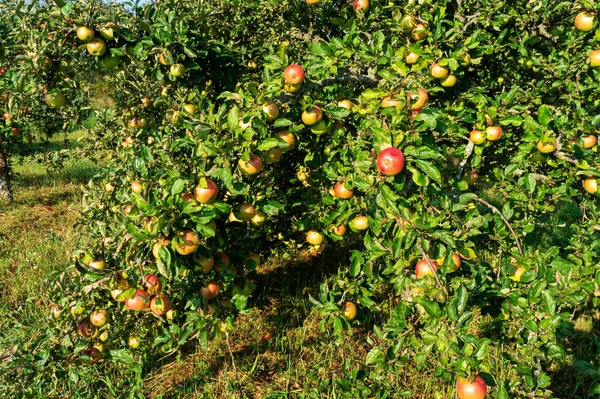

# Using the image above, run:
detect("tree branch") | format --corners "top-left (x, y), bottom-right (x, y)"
top-left (415, 240), bottom-right (446, 293)
top-left (473, 197), bottom-right (524, 256)
top-left (456, 140), bottom-right (475, 180)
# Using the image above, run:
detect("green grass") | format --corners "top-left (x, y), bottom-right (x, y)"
top-left (0, 134), bottom-right (599, 398)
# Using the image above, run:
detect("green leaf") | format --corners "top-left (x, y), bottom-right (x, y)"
top-left (365, 347), bottom-right (385, 366)
top-left (109, 349), bottom-right (135, 364)
top-left (573, 360), bottom-right (598, 375)
top-left (413, 159), bottom-right (442, 184)
top-left (228, 106), bottom-right (239, 132)
top-left (550, 258), bottom-right (575, 273)
top-left (542, 290), bottom-right (556, 315)
top-left (416, 298), bottom-right (441, 318)
top-left (537, 104), bottom-right (553, 126)
top-left (257, 138), bottom-right (279, 151)
top-left (171, 179), bottom-right (186, 196)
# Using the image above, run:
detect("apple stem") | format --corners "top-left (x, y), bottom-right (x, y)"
top-left (456, 140), bottom-right (475, 181)
top-left (415, 240), bottom-right (445, 292)
top-left (473, 197), bottom-right (524, 256)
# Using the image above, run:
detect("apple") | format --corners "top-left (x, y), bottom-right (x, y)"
top-left (90, 310), bottom-right (108, 327)
top-left (131, 180), bottom-right (142, 193)
top-left (150, 295), bottom-right (172, 316)
top-left (575, 12), bottom-right (595, 32)
top-left (183, 104), bottom-right (196, 115)
top-left (470, 130), bottom-right (486, 145)
top-left (174, 230), bottom-right (200, 255)
top-left (194, 178), bottom-right (219, 203)
top-left (161, 86), bottom-right (170, 96)
top-left (537, 140), bottom-right (556, 153)
top-left (182, 192), bottom-right (196, 203)
top-left (128, 336), bottom-right (141, 349)
top-left (342, 301), bottom-right (357, 320)
top-left (45, 91), bottom-right (65, 108)
top-left (266, 147), bottom-right (283, 163)
top-left (229, 212), bottom-right (243, 223)
top-left (122, 137), bottom-right (133, 148)
top-left (88, 258), bottom-right (106, 270)
top-left (0, 68), bottom-right (6, 75)
top-left (485, 126), bottom-right (502, 141)
top-left (263, 101), bottom-right (279, 121)
top-left (251, 211), bottom-right (266, 227)
top-left (244, 253), bottom-right (261, 269)
top-left (141, 274), bottom-right (162, 294)
top-left (86, 38), bottom-right (107, 56)
top-left (456, 376), bottom-right (487, 399)
top-left (77, 320), bottom-right (98, 339)
top-left (451, 253), bottom-right (462, 272)
top-left (430, 63), bottom-right (449, 79)
top-left (337, 100), bottom-right (353, 110)
top-left (103, 54), bottom-right (121, 69)
top-left (40, 56), bottom-right (53, 72)
top-left (332, 224), bottom-right (346, 236)
top-left (199, 303), bottom-right (217, 317)
top-left (170, 63), bottom-right (186, 77)
top-left (583, 177), bottom-right (598, 194)
top-left (141, 97), bottom-right (151, 107)
top-left (276, 131), bottom-right (296, 151)
top-left (353, 0), bottom-right (369, 11)
top-left (284, 64), bottom-right (305, 85)
top-left (152, 238), bottom-right (171, 259)
top-left (77, 26), bottom-right (94, 41)
top-left (247, 60), bottom-right (258, 68)
top-left (195, 255), bottom-right (214, 273)
top-left (100, 23), bottom-right (118, 40)
top-left (234, 203), bottom-right (256, 220)
top-left (50, 305), bottom-right (62, 318)
top-left (405, 51), bottom-right (420, 64)
top-left (284, 82), bottom-right (302, 93)
top-left (590, 50), bottom-right (600, 67)
top-left (310, 119), bottom-right (328, 135)
top-left (99, 331), bottom-right (109, 342)
top-left (306, 230), bottom-right (324, 245)
top-left (582, 135), bottom-right (597, 148)
top-left (333, 181), bottom-right (354, 199)
top-left (82, 348), bottom-right (102, 364)
top-left (213, 252), bottom-right (230, 272)
top-left (238, 154), bottom-right (263, 175)
top-left (462, 170), bottom-right (478, 185)
top-left (440, 75), bottom-right (457, 87)
top-left (411, 24), bottom-right (428, 40)
top-left (381, 96), bottom-right (405, 111)
top-left (415, 258), bottom-right (438, 278)
top-left (407, 88), bottom-right (428, 110)
top-left (3, 111), bottom-right (11, 120)
top-left (306, 0), bottom-right (321, 4)
top-left (11, 127), bottom-right (21, 136)
top-left (302, 106), bottom-right (323, 125)
top-left (377, 147), bottom-right (405, 176)
top-left (125, 289), bottom-right (150, 311)
top-left (351, 216), bottom-right (369, 231)
top-left (200, 281), bottom-right (221, 299)
top-left (70, 303), bottom-right (85, 317)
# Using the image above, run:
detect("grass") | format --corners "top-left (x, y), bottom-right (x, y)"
top-left (1, 133), bottom-right (599, 398)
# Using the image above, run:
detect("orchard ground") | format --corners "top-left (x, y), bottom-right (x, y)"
top-left (0, 133), bottom-right (598, 398)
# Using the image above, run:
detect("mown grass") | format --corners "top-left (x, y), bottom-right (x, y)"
top-left (1, 134), bottom-right (599, 398)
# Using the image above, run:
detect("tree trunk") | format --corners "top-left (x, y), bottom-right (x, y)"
top-left (0, 143), bottom-right (12, 203)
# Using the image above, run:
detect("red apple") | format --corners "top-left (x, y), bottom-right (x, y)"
top-left (470, 130), bottom-right (486, 145)
top-left (125, 289), bottom-right (150, 311)
top-left (377, 147), bottom-right (405, 176)
top-left (238, 154), bottom-right (263, 175)
top-left (283, 64), bottom-right (305, 85)
top-left (150, 295), bottom-right (172, 316)
top-left (306, 230), bottom-right (324, 245)
top-left (263, 102), bottom-right (279, 121)
top-left (174, 230), bottom-right (200, 255)
top-left (381, 96), bottom-right (405, 111)
top-left (194, 178), bottom-right (219, 203)
top-left (575, 12), bottom-right (595, 32)
top-left (195, 255), bottom-right (214, 273)
top-left (200, 281), bottom-right (221, 299)
top-left (140, 274), bottom-right (162, 294)
top-left (301, 106), bottom-right (323, 125)
top-left (485, 126), bottom-right (502, 141)
top-left (456, 376), bottom-right (487, 399)
top-left (415, 259), bottom-right (438, 278)
top-left (333, 181), bottom-right (354, 199)
top-left (342, 301), bottom-right (357, 320)
top-left (353, 0), bottom-right (369, 11)
top-left (77, 320), bottom-right (98, 339)
top-left (430, 63), bottom-right (449, 79)
top-left (332, 224), bottom-right (346, 236)
top-left (582, 135), bottom-right (597, 148)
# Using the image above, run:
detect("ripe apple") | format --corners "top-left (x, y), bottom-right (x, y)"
top-left (45, 91), bottom-right (65, 108)
top-left (128, 336), bottom-right (141, 349)
top-left (377, 147), bottom-right (405, 175)
top-left (415, 259), bottom-right (438, 278)
top-left (90, 310), bottom-right (108, 327)
top-left (276, 131), bottom-right (296, 151)
top-left (537, 140), bottom-right (556, 153)
top-left (131, 180), bottom-right (142, 193)
top-left (266, 147), bottom-right (283, 163)
top-left (238, 154), bottom-right (263, 175)
top-left (263, 101), bottom-right (279, 121)
top-left (141, 97), bottom-right (151, 107)
top-left (338, 99), bottom-right (353, 110)
top-left (582, 135), bottom-right (597, 148)
top-left (462, 170), bottom-right (478, 185)
top-left (590, 50), bottom-right (600, 67)
top-left (306, 0), bottom-right (321, 4)
top-left (195, 255), bottom-right (214, 273)
top-left (11, 127), bottom-right (21, 136)
top-left (440, 75), bottom-right (457, 87)
top-left (88, 258), bottom-right (106, 270)
top-left (77, 320), bottom-right (98, 339)
top-left (125, 289), bottom-right (150, 311)
top-left (70, 303), bottom-right (85, 317)
top-left (284, 82), bottom-right (302, 93)
top-left (182, 192), bottom-right (196, 203)
top-left (150, 295), bottom-right (172, 316)
top-left (456, 376), bottom-right (487, 399)
top-left (3, 111), bottom-right (11, 120)
top-left (411, 24), bottom-right (428, 40)
top-left (485, 126), bottom-right (502, 141)
top-left (407, 88), bottom-right (428, 110)
top-left (200, 281), bottom-right (221, 299)
top-left (86, 38), bottom-right (107, 56)
top-left (451, 253), bottom-right (462, 272)
top-left (302, 106), bottom-right (323, 125)
top-left (333, 181), bottom-right (354, 199)
top-left (184, 104), bottom-right (196, 115)
top-left (234, 202), bottom-right (256, 220)
top-left (283, 64), bottom-right (305, 84)
top-left (351, 216), bottom-right (369, 231)
top-left (583, 177), bottom-right (598, 194)
top-left (82, 347), bottom-right (102, 364)
top-left (306, 230), bottom-right (324, 245)
top-left (251, 211), bottom-right (266, 227)
top-left (353, 0), bottom-right (369, 11)
top-left (430, 63), bottom-right (449, 79)
top-left (214, 252), bottom-right (230, 272)
top-left (405, 51), bottom-right (420, 64)
top-left (174, 230), bottom-right (200, 255)
top-left (170, 63), bottom-right (186, 77)
top-left (105, 182), bottom-right (114, 193)
top-left (332, 224), bottom-right (346, 236)
top-left (141, 274), bottom-right (162, 294)
top-left (77, 26), bottom-right (94, 41)
top-left (342, 301), bottom-right (357, 320)
top-left (575, 12), bottom-right (595, 32)
top-left (244, 252), bottom-right (261, 269)
top-left (152, 238), bottom-right (171, 259)
top-left (194, 178), bottom-right (219, 203)
top-left (470, 130), bottom-right (486, 145)
top-left (381, 96), bottom-right (405, 111)
top-left (311, 119), bottom-right (328, 135)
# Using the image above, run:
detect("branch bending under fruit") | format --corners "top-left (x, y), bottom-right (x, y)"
top-left (456, 140), bottom-right (475, 181)
top-left (415, 240), bottom-right (446, 293)
top-left (473, 197), bottom-right (524, 256)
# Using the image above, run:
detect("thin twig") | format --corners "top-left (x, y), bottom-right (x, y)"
top-left (456, 140), bottom-right (475, 180)
top-left (225, 330), bottom-right (242, 396)
top-left (473, 197), bottom-right (524, 256)
top-left (496, 249), bottom-right (503, 281)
